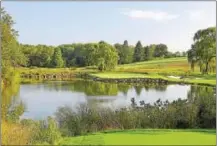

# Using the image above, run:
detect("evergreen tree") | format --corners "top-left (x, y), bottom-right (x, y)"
top-left (122, 40), bottom-right (133, 64)
top-left (51, 48), bottom-right (64, 68)
top-left (115, 40), bottom-right (133, 64)
top-left (145, 45), bottom-right (156, 61)
top-left (133, 41), bottom-right (143, 62)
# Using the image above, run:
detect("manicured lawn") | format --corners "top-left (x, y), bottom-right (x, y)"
top-left (59, 129), bottom-right (216, 145)
top-left (91, 72), bottom-right (216, 86)
top-left (90, 57), bottom-right (215, 85)
top-left (91, 72), bottom-right (150, 79)
top-left (116, 57), bottom-right (201, 75)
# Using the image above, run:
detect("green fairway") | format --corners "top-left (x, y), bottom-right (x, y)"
top-left (115, 57), bottom-right (210, 76)
top-left (90, 57), bottom-right (216, 86)
top-left (59, 129), bottom-right (216, 145)
top-left (91, 72), bottom-right (216, 86)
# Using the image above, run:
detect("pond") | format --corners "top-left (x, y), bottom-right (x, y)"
top-left (16, 79), bottom-right (215, 120)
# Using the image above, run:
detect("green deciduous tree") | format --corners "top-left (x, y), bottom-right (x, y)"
top-left (97, 58), bottom-right (105, 71)
top-left (84, 43), bottom-right (97, 66)
top-left (187, 27), bottom-right (216, 74)
top-left (95, 41), bottom-right (119, 71)
top-left (115, 40), bottom-right (133, 64)
top-left (58, 45), bottom-right (75, 67)
top-left (1, 8), bottom-right (27, 74)
top-left (144, 45), bottom-right (156, 61)
top-left (154, 44), bottom-right (168, 58)
top-left (20, 44), bottom-right (54, 67)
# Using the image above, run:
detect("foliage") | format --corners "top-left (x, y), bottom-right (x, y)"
top-left (115, 40), bottom-right (133, 64)
top-left (1, 69), bottom-right (32, 145)
top-left (1, 8), bottom-right (27, 74)
top-left (144, 44), bottom-right (155, 60)
top-left (187, 27), bottom-right (216, 74)
top-left (96, 42), bottom-right (119, 71)
top-left (97, 58), bottom-right (105, 71)
top-left (1, 120), bottom-right (33, 145)
top-left (20, 117), bottom-right (62, 145)
top-left (154, 44), bottom-right (168, 58)
top-left (51, 47), bottom-right (64, 68)
top-left (21, 44), bottom-right (54, 67)
top-left (133, 41), bottom-right (143, 62)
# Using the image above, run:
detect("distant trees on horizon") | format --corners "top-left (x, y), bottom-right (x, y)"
top-left (19, 39), bottom-right (188, 70)
top-left (1, 7), bottom-right (215, 74)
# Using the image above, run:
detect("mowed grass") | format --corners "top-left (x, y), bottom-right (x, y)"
top-left (59, 129), bottom-right (216, 145)
top-left (92, 57), bottom-right (216, 85)
top-left (116, 57), bottom-right (200, 75)
top-left (91, 72), bottom-right (216, 86)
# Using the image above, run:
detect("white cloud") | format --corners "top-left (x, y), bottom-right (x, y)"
top-left (121, 9), bottom-right (179, 21)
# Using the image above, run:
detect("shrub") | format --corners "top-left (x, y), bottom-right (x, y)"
top-left (55, 91), bottom-right (216, 137)
top-left (1, 121), bottom-right (33, 145)
top-left (20, 117), bottom-right (62, 145)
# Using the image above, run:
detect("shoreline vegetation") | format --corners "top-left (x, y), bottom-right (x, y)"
top-left (18, 57), bottom-right (216, 86)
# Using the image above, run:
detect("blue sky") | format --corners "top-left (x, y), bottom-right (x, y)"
top-left (2, 1), bottom-right (216, 52)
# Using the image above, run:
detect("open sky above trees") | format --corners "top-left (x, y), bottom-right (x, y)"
top-left (2, 1), bottom-right (216, 52)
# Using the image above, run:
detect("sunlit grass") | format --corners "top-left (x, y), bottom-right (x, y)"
top-left (91, 57), bottom-right (215, 85)
top-left (116, 57), bottom-right (202, 75)
top-left (59, 129), bottom-right (216, 145)
top-left (91, 72), bottom-right (216, 85)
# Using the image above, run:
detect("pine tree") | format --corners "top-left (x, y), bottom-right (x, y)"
top-left (133, 41), bottom-right (143, 62)
top-left (51, 48), bottom-right (64, 68)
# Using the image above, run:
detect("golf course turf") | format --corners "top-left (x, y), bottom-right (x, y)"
top-left (59, 129), bottom-right (216, 145)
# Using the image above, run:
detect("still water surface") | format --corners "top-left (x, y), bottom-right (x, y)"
top-left (18, 79), bottom-right (212, 120)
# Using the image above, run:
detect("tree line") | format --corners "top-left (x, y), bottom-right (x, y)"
top-left (20, 41), bottom-right (187, 70)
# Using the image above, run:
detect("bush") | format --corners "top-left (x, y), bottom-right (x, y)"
top-left (1, 121), bottom-right (33, 145)
top-left (20, 117), bottom-right (62, 145)
top-left (55, 90), bottom-right (216, 137)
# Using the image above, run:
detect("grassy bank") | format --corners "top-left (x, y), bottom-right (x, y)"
top-left (16, 67), bottom-right (96, 75)
top-left (16, 67), bottom-right (96, 83)
top-left (90, 72), bottom-right (216, 86)
top-left (59, 129), bottom-right (216, 145)
top-left (116, 57), bottom-right (198, 75)
top-left (91, 57), bottom-right (216, 86)
top-left (17, 57), bottom-right (216, 86)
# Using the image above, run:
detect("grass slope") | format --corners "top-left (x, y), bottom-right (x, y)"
top-left (116, 57), bottom-right (196, 75)
top-left (91, 72), bottom-right (216, 86)
top-left (59, 129), bottom-right (216, 145)
top-left (92, 57), bottom-right (216, 86)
